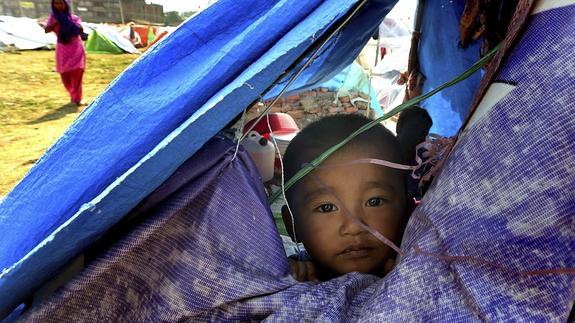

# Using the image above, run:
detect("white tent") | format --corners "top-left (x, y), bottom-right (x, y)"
top-left (0, 16), bottom-right (56, 50)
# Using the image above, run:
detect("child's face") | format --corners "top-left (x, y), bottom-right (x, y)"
top-left (287, 146), bottom-right (406, 277)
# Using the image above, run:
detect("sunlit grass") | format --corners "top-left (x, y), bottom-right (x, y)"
top-left (0, 50), bottom-right (136, 195)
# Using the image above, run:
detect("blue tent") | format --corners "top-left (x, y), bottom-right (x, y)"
top-left (0, 0), bottom-right (397, 314)
top-left (2, 0), bottom-right (573, 320)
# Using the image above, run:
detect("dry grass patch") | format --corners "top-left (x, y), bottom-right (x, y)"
top-left (0, 50), bottom-right (136, 195)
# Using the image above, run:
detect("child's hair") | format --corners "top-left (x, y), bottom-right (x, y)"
top-left (282, 114), bottom-right (405, 199)
top-left (396, 106), bottom-right (433, 134)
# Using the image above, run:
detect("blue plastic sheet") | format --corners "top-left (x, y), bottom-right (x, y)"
top-left (418, 0), bottom-right (483, 136)
top-left (0, 0), bottom-right (398, 315)
top-left (319, 62), bottom-right (384, 116)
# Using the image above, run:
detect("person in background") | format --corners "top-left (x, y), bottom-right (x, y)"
top-left (45, 0), bottom-right (86, 106)
top-left (128, 22), bottom-right (143, 48)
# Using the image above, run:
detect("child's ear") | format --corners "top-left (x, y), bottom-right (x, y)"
top-left (281, 205), bottom-right (296, 241)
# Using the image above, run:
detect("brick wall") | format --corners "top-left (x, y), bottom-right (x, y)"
top-left (243, 88), bottom-right (376, 130)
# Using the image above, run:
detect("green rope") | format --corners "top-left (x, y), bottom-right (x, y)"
top-left (269, 44), bottom-right (500, 204)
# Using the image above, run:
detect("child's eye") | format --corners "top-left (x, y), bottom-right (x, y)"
top-left (366, 197), bottom-right (386, 207)
top-left (315, 203), bottom-right (338, 213)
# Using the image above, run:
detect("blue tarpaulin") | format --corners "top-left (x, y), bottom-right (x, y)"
top-left (418, 0), bottom-right (483, 136)
top-left (14, 4), bottom-right (575, 320)
top-left (0, 0), bottom-right (397, 315)
top-left (1, 0), bottom-right (573, 320)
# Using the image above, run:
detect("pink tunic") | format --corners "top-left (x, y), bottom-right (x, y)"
top-left (47, 15), bottom-right (86, 74)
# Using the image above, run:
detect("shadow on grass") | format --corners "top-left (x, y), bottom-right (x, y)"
top-left (26, 103), bottom-right (78, 125)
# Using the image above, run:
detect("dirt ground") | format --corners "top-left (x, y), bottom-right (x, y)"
top-left (0, 50), bottom-right (136, 196)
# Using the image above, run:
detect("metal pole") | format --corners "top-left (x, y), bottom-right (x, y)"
top-left (118, 0), bottom-right (125, 24)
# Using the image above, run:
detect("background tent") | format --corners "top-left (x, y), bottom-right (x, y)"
top-left (132, 25), bottom-right (158, 47)
top-left (148, 26), bottom-right (177, 48)
top-left (85, 30), bottom-right (126, 54)
top-left (82, 23), bottom-right (139, 54)
top-left (0, 16), bottom-right (56, 50)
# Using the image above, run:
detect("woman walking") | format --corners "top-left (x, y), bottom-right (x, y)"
top-left (45, 0), bottom-right (86, 106)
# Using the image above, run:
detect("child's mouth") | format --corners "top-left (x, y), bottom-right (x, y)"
top-left (338, 245), bottom-right (375, 259)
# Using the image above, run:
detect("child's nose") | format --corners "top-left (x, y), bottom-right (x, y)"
top-left (339, 210), bottom-right (367, 236)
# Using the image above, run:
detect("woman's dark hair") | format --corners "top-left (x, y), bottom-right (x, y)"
top-left (51, 0), bottom-right (82, 44)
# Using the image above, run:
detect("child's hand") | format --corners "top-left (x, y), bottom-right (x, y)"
top-left (288, 259), bottom-right (318, 282)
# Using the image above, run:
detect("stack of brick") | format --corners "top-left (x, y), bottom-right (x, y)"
top-left (242, 88), bottom-right (375, 130)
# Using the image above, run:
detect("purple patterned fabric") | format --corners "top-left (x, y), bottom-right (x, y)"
top-left (23, 136), bottom-right (303, 321)
top-left (24, 5), bottom-right (574, 321)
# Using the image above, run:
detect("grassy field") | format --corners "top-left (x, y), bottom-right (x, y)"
top-left (0, 50), bottom-right (136, 196)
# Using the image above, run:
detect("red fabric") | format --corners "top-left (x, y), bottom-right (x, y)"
top-left (147, 31), bottom-right (168, 48)
top-left (60, 68), bottom-right (84, 103)
top-left (243, 113), bottom-right (299, 138)
top-left (133, 26), bottom-right (157, 46)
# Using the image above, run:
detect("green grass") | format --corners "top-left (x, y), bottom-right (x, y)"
top-left (0, 50), bottom-right (137, 195)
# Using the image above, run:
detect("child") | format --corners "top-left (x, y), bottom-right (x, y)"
top-left (281, 114), bottom-right (409, 281)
